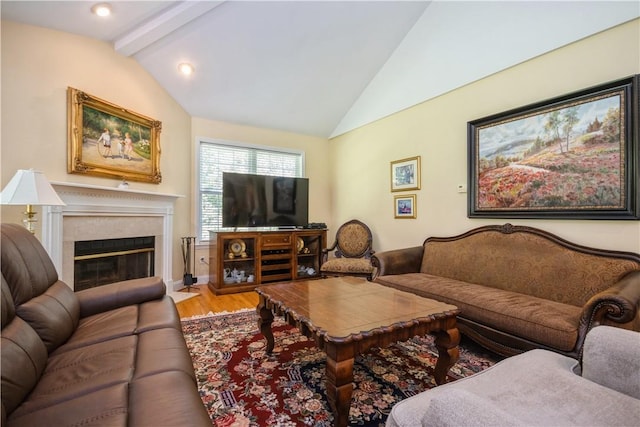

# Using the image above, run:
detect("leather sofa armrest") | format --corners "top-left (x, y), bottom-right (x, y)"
top-left (76, 276), bottom-right (167, 318)
top-left (576, 270), bottom-right (640, 352)
top-left (371, 246), bottom-right (423, 279)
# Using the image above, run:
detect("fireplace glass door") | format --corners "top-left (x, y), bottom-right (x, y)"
top-left (74, 236), bottom-right (155, 291)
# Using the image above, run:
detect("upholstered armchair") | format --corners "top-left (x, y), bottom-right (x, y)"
top-left (386, 326), bottom-right (640, 426)
top-left (321, 219), bottom-right (375, 280)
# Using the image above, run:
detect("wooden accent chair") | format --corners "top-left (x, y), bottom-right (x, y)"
top-left (321, 219), bottom-right (375, 280)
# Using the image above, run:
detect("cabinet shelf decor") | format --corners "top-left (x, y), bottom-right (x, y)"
top-left (208, 229), bottom-right (326, 295)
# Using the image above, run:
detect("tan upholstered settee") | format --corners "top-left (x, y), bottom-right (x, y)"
top-left (1, 224), bottom-right (211, 426)
top-left (372, 223), bottom-right (640, 358)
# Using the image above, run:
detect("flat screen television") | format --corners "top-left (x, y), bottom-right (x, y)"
top-left (222, 172), bottom-right (309, 228)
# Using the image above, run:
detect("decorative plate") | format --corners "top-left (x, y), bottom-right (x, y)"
top-left (296, 237), bottom-right (304, 253)
top-left (228, 239), bottom-right (246, 256)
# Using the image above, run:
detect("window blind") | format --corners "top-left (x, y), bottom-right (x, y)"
top-left (198, 141), bottom-right (303, 241)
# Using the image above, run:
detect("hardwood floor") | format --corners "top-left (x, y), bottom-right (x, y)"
top-left (174, 284), bottom-right (259, 318)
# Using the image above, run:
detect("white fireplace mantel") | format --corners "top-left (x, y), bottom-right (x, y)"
top-left (42, 182), bottom-right (184, 288)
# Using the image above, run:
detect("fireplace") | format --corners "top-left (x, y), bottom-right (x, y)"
top-left (41, 182), bottom-right (182, 291)
top-left (74, 236), bottom-right (155, 291)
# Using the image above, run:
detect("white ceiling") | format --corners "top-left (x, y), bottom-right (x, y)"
top-left (2, 1), bottom-right (639, 138)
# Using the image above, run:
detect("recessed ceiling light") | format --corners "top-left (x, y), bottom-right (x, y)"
top-left (178, 63), bottom-right (195, 76)
top-left (91, 3), bottom-right (112, 17)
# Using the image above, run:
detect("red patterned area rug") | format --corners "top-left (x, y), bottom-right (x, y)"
top-left (181, 309), bottom-right (501, 427)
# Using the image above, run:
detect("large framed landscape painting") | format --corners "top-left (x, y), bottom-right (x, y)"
top-left (67, 87), bottom-right (162, 183)
top-left (468, 75), bottom-right (639, 219)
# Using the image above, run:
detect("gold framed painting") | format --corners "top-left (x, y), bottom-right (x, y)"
top-left (390, 156), bottom-right (421, 192)
top-left (67, 87), bottom-right (162, 183)
top-left (394, 194), bottom-right (417, 219)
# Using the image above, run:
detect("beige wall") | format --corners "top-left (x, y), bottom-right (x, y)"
top-left (329, 19), bottom-right (640, 253)
top-left (1, 21), bottom-right (334, 284)
top-left (0, 21), bottom-right (192, 282)
top-left (2, 18), bottom-right (639, 286)
top-left (190, 118), bottom-right (332, 277)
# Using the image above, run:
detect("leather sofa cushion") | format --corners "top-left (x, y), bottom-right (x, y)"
top-left (133, 328), bottom-right (197, 381)
top-left (16, 281), bottom-right (79, 354)
top-left (1, 278), bottom-right (48, 416)
top-left (0, 224), bottom-right (59, 306)
top-left (1, 276), bottom-right (14, 328)
top-left (51, 297), bottom-right (180, 355)
top-left (51, 305), bottom-right (139, 355)
top-left (375, 273), bottom-right (581, 351)
top-left (1, 316), bottom-right (48, 416)
top-left (8, 327), bottom-right (202, 424)
top-left (137, 296), bottom-right (183, 333)
top-left (7, 373), bottom-right (211, 427)
top-left (128, 371), bottom-right (212, 426)
top-left (6, 383), bottom-right (129, 427)
top-left (9, 336), bottom-right (136, 419)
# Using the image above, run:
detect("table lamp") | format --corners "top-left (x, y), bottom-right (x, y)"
top-left (0, 169), bottom-right (66, 233)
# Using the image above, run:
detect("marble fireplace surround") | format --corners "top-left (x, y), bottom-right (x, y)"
top-left (42, 182), bottom-right (183, 291)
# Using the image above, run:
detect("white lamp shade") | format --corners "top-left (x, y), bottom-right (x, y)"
top-left (0, 169), bottom-right (66, 206)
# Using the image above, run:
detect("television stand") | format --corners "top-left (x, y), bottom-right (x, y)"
top-left (207, 229), bottom-right (327, 295)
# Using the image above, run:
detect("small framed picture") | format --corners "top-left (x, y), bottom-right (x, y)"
top-left (391, 156), bottom-right (421, 192)
top-left (394, 194), bottom-right (416, 219)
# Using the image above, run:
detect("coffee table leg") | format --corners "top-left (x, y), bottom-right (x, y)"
top-left (325, 343), bottom-right (355, 427)
top-left (256, 296), bottom-right (275, 353)
top-left (433, 327), bottom-right (460, 385)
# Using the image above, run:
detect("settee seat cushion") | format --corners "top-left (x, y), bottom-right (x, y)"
top-left (375, 273), bottom-right (581, 351)
top-left (321, 257), bottom-right (374, 275)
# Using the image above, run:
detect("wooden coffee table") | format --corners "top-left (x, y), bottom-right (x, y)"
top-left (256, 276), bottom-right (460, 427)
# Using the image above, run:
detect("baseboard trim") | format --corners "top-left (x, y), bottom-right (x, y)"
top-left (169, 275), bottom-right (209, 292)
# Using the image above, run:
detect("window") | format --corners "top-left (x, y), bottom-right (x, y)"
top-left (198, 139), bottom-right (304, 241)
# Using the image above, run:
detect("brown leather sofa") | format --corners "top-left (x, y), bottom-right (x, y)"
top-left (372, 223), bottom-right (640, 359)
top-left (1, 223), bottom-right (211, 426)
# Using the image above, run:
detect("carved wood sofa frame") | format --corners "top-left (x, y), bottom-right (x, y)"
top-left (372, 223), bottom-right (640, 359)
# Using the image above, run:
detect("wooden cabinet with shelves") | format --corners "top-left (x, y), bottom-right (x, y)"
top-left (293, 231), bottom-right (325, 280)
top-left (208, 229), bottom-right (326, 295)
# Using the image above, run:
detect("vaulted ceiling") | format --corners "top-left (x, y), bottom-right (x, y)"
top-left (2, 1), bottom-right (638, 138)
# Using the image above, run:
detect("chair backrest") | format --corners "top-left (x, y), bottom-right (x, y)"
top-left (334, 219), bottom-right (373, 259)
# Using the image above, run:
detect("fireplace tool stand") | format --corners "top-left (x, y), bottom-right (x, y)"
top-left (181, 236), bottom-right (197, 291)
